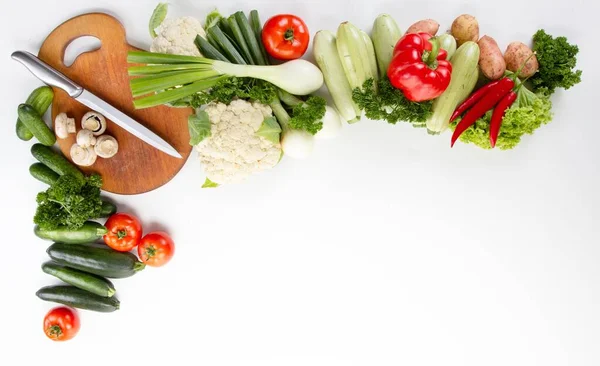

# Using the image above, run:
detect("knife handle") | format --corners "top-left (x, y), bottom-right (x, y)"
top-left (11, 50), bottom-right (83, 98)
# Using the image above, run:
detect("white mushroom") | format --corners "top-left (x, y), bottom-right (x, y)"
top-left (76, 129), bottom-right (97, 148)
top-left (55, 113), bottom-right (76, 139)
top-left (70, 144), bottom-right (97, 166)
top-left (94, 135), bottom-right (119, 158)
top-left (82, 111), bottom-right (107, 135)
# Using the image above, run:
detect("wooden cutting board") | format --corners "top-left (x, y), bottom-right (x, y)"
top-left (38, 13), bottom-right (193, 195)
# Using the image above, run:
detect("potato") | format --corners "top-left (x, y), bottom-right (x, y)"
top-left (406, 19), bottom-right (439, 36)
top-left (477, 35), bottom-right (506, 80)
top-left (504, 41), bottom-right (539, 78)
top-left (451, 14), bottom-right (479, 46)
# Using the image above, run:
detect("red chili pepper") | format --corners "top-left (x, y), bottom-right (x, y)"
top-left (489, 91), bottom-right (517, 148)
top-left (450, 80), bottom-right (500, 122)
top-left (387, 32), bottom-right (452, 102)
top-left (450, 77), bottom-right (515, 147)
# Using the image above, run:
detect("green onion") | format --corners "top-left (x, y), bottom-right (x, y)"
top-left (127, 51), bottom-right (209, 65)
top-left (128, 63), bottom-right (211, 76)
top-left (194, 35), bottom-right (229, 62)
top-left (249, 10), bottom-right (269, 64)
top-left (133, 78), bottom-right (225, 109)
top-left (131, 70), bottom-right (219, 97)
top-left (206, 26), bottom-right (247, 65)
top-left (235, 11), bottom-right (267, 66)
top-left (227, 15), bottom-right (253, 64)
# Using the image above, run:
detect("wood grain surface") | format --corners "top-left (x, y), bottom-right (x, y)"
top-left (38, 13), bottom-right (193, 195)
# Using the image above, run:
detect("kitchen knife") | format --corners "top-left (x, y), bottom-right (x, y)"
top-left (11, 50), bottom-right (182, 159)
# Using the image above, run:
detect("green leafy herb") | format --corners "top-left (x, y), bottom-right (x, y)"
top-left (255, 116), bottom-right (282, 144)
top-left (188, 111), bottom-right (212, 146)
top-left (450, 87), bottom-right (553, 150)
top-left (204, 9), bottom-right (223, 31)
top-left (190, 77), bottom-right (277, 107)
top-left (288, 96), bottom-right (326, 135)
top-left (202, 177), bottom-right (219, 188)
top-left (149, 3), bottom-right (168, 38)
top-left (34, 174), bottom-right (104, 230)
top-left (353, 78), bottom-right (433, 125)
top-left (531, 29), bottom-right (582, 94)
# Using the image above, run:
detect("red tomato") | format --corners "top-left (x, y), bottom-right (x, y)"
top-left (262, 14), bottom-right (310, 60)
top-left (138, 232), bottom-right (175, 267)
top-left (43, 307), bottom-right (80, 342)
top-left (104, 213), bottom-right (143, 252)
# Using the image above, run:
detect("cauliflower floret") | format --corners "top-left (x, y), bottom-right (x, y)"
top-left (196, 100), bottom-right (281, 185)
top-left (150, 17), bottom-right (206, 56)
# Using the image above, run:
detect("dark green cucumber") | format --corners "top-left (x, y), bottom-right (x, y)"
top-left (35, 221), bottom-right (108, 244)
top-left (47, 242), bottom-right (145, 278)
top-left (42, 261), bottom-right (116, 297)
top-left (18, 104), bottom-right (56, 146)
top-left (99, 201), bottom-right (117, 217)
top-left (31, 143), bottom-right (84, 181)
top-left (29, 162), bottom-right (60, 185)
top-left (36, 285), bottom-right (119, 312)
top-left (16, 86), bottom-right (54, 141)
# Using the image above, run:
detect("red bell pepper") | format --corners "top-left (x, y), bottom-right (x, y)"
top-left (387, 32), bottom-right (452, 102)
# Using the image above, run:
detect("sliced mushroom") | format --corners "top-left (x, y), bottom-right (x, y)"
top-left (94, 135), bottom-right (119, 158)
top-left (82, 111), bottom-right (107, 136)
top-left (66, 117), bottom-right (76, 134)
top-left (55, 113), bottom-right (75, 139)
top-left (70, 144), bottom-right (97, 166)
top-left (76, 129), bottom-right (97, 148)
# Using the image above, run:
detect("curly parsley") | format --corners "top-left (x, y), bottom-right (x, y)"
top-left (531, 29), bottom-right (582, 94)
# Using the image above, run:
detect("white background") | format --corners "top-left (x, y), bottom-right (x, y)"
top-left (0, 0), bottom-right (598, 365)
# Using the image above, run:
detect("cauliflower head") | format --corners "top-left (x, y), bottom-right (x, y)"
top-left (196, 100), bottom-right (282, 185)
top-left (150, 17), bottom-right (206, 56)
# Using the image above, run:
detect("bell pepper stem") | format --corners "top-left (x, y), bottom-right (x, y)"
top-left (426, 37), bottom-right (440, 65)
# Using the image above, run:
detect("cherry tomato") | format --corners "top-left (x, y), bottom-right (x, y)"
top-left (43, 307), bottom-right (80, 342)
top-left (138, 232), bottom-right (175, 267)
top-left (262, 14), bottom-right (310, 60)
top-left (103, 213), bottom-right (143, 252)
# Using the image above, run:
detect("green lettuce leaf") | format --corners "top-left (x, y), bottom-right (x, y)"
top-left (255, 116), bottom-right (282, 144)
top-left (188, 110), bottom-right (212, 146)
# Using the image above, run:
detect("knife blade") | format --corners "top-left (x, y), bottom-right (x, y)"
top-left (11, 50), bottom-right (182, 159)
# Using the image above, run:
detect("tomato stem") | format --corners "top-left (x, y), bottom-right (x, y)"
top-left (145, 245), bottom-right (157, 258)
top-left (117, 230), bottom-right (128, 239)
top-left (284, 28), bottom-right (295, 42)
top-left (47, 325), bottom-right (63, 338)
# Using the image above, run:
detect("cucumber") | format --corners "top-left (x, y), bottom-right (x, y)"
top-left (47, 242), bottom-right (145, 278)
top-left (372, 14), bottom-right (402, 76)
top-left (36, 285), bottom-right (119, 312)
top-left (16, 86), bottom-right (54, 141)
top-left (99, 201), bottom-right (117, 217)
top-left (31, 143), bottom-right (84, 181)
top-left (29, 163), bottom-right (59, 185)
top-left (35, 221), bottom-right (108, 244)
top-left (42, 262), bottom-right (116, 297)
top-left (18, 104), bottom-right (56, 146)
top-left (426, 41), bottom-right (480, 133)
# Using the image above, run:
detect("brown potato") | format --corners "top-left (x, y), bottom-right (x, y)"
top-left (477, 35), bottom-right (506, 80)
top-left (504, 41), bottom-right (539, 78)
top-left (406, 19), bottom-right (440, 36)
top-left (451, 14), bottom-right (479, 46)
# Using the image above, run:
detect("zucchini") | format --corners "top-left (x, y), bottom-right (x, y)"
top-left (235, 11), bottom-right (267, 66)
top-left (17, 104), bottom-right (56, 146)
top-left (360, 30), bottom-right (379, 83)
top-left (99, 201), bottom-right (117, 217)
top-left (336, 22), bottom-right (374, 91)
top-left (427, 41), bottom-right (480, 133)
top-left (31, 143), bottom-right (84, 181)
top-left (42, 262), bottom-right (116, 297)
top-left (313, 30), bottom-right (361, 123)
top-left (29, 163), bottom-right (59, 185)
top-left (35, 221), bottom-right (108, 244)
top-left (16, 86), bottom-right (54, 141)
top-left (438, 33), bottom-right (457, 59)
top-left (36, 285), bottom-right (119, 312)
top-left (47, 242), bottom-right (145, 279)
top-left (372, 14), bottom-right (402, 75)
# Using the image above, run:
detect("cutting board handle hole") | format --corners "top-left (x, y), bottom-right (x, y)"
top-left (63, 36), bottom-right (101, 67)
